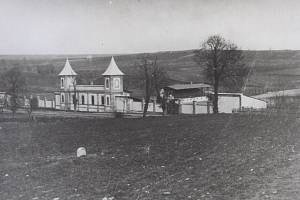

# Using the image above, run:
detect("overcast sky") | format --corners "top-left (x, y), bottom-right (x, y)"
top-left (0, 0), bottom-right (300, 54)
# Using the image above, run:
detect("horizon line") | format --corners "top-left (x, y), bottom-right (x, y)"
top-left (0, 48), bottom-right (300, 57)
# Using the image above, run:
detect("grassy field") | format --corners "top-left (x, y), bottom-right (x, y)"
top-left (0, 113), bottom-right (299, 199)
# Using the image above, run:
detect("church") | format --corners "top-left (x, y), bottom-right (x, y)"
top-left (54, 57), bottom-right (131, 112)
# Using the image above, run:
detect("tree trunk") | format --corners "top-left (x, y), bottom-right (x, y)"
top-left (143, 96), bottom-right (150, 117)
top-left (73, 95), bottom-right (77, 112)
top-left (143, 79), bottom-right (150, 117)
top-left (161, 98), bottom-right (167, 115)
top-left (73, 83), bottom-right (77, 112)
top-left (213, 73), bottom-right (219, 114)
top-left (213, 89), bottom-right (218, 114)
top-left (142, 63), bottom-right (151, 118)
top-left (11, 94), bottom-right (17, 118)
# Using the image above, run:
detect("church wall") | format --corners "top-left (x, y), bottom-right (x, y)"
top-left (40, 91), bottom-right (163, 113)
top-left (76, 85), bottom-right (105, 91)
top-left (105, 76), bottom-right (124, 93)
top-left (115, 97), bottom-right (134, 112)
top-left (62, 76), bottom-right (76, 91)
top-left (132, 101), bottom-right (143, 112)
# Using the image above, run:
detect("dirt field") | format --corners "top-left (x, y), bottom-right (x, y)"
top-left (0, 113), bottom-right (299, 199)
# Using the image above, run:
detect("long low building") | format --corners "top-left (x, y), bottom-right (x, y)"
top-left (163, 83), bottom-right (267, 114)
top-left (179, 93), bottom-right (267, 114)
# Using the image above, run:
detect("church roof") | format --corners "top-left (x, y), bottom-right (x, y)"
top-left (102, 56), bottom-right (124, 76)
top-left (58, 59), bottom-right (78, 76)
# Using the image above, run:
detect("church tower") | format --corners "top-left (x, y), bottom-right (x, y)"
top-left (102, 56), bottom-right (124, 92)
top-left (58, 58), bottom-right (77, 91)
top-left (102, 57), bottom-right (124, 109)
top-left (58, 59), bottom-right (77, 110)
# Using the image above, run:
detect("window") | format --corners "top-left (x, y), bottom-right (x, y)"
top-left (105, 78), bottom-right (110, 89)
top-left (106, 96), bottom-right (110, 105)
top-left (61, 78), bottom-right (64, 88)
top-left (61, 94), bottom-right (64, 103)
top-left (101, 96), bottom-right (105, 105)
top-left (91, 95), bottom-right (95, 105)
top-left (114, 78), bottom-right (120, 89)
top-left (81, 95), bottom-right (85, 104)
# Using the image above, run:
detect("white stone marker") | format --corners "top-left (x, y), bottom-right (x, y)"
top-left (77, 147), bottom-right (87, 157)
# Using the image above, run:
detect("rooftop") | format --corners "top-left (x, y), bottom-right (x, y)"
top-left (58, 59), bottom-right (78, 76)
top-left (166, 83), bottom-right (211, 90)
top-left (102, 56), bottom-right (124, 76)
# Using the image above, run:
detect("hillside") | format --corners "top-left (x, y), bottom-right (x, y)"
top-left (0, 50), bottom-right (300, 95)
top-left (0, 114), bottom-right (299, 199)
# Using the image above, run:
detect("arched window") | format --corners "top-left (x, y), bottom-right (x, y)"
top-left (101, 96), bottom-right (105, 105)
top-left (105, 78), bottom-right (110, 89)
top-left (114, 78), bottom-right (120, 89)
top-left (61, 78), bottom-right (64, 88)
top-left (91, 95), bottom-right (95, 105)
top-left (106, 96), bottom-right (110, 105)
top-left (106, 96), bottom-right (110, 106)
top-left (81, 95), bottom-right (85, 105)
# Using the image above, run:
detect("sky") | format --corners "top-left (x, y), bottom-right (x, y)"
top-left (0, 0), bottom-right (300, 54)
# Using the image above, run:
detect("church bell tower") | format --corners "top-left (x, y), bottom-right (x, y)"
top-left (58, 58), bottom-right (78, 110)
top-left (102, 57), bottom-right (125, 109)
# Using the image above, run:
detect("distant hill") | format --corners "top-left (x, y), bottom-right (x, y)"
top-left (0, 50), bottom-right (299, 96)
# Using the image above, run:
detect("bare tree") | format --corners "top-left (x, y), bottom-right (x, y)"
top-left (1, 67), bottom-right (26, 117)
top-left (26, 96), bottom-right (38, 120)
top-left (194, 35), bottom-right (248, 113)
top-left (137, 55), bottom-right (167, 117)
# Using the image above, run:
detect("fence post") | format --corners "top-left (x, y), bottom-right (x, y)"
top-left (178, 102), bottom-right (182, 114)
top-left (142, 98), bottom-right (145, 112)
top-left (193, 101), bottom-right (196, 115)
top-left (207, 101), bottom-right (210, 114)
top-left (97, 94), bottom-right (99, 112)
top-left (87, 92), bottom-right (89, 112)
top-left (54, 95), bottom-right (56, 109)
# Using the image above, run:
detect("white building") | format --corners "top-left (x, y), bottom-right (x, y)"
top-left (54, 57), bottom-right (131, 112)
top-left (163, 83), bottom-right (267, 114)
top-left (217, 93), bottom-right (267, 113)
